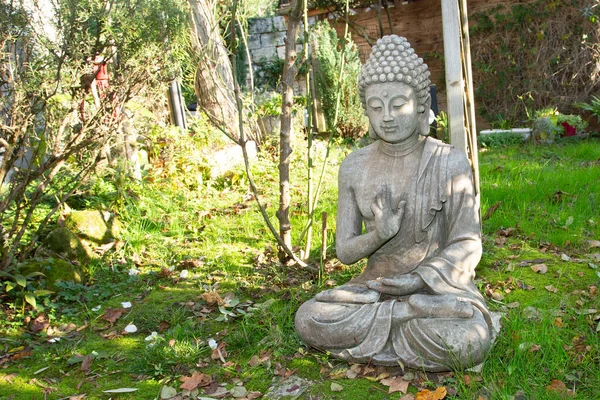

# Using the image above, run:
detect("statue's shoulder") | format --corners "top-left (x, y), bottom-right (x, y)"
top-left (424, 137), bottom-right (470, 172)
top-left (339, 142), bottom-right (378, 172)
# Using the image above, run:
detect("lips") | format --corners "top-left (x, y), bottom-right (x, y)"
top-left (381, 125), bottom-right (399, 132)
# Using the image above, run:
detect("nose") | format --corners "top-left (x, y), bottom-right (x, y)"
top-left (383, 107), bottom-right (393, 122)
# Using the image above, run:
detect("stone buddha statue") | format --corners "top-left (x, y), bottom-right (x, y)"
top-left (295, 35), bottom-right (494, 371)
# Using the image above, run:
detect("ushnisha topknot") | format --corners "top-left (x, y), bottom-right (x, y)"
top-left (358, 35), bottom-right (431, 114)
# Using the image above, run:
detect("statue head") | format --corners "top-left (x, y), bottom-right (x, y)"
top-left (358, 35), bottom-right (431, 141)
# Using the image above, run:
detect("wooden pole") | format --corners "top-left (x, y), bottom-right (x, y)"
top-left (459, 0), bottom-right (481, 200)
top-left (321, 212), bottom-right (328, 262)
top-left (441, 0), bottom-right (467, 155)
top-left (303, 0), bottom-right (314, 261)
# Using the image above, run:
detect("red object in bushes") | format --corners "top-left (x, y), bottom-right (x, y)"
top-left (561, 122), bottom-right (577, 137)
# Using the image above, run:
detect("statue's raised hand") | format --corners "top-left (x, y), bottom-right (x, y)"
top-left (370, 184), bottom-right (406, 241)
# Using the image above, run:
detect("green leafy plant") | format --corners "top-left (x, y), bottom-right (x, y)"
top-left (311, 21), bottom-right (368, 140)
top-left (434, 111), bottom-right (449, 142)
top-left (575, 95), bottom-right (600, 124)
top-left (255, 93), bottom-right (283, 117)
top-left (557, 114), bottom-right (588, 133)
top-left (532, 117), bottom-right (561, 143)
top-left (490, 114), bottom-right (513, 130)
top-left (0, 270), bottom-right (52, 312)
top-left (479, 132), bottom-right (524, 148)
top-left (533, 107), bottom-right (559, 120)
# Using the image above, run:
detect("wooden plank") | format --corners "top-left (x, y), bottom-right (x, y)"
top-left (460, 0), bottom-right (480, 199)
top-left (441, 0), bottom-right (467, 154)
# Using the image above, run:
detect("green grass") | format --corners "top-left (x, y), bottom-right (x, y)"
top-left (1, 137), bottom-right (599, 399)
top-left (480, 140), bottom-right (600, 247)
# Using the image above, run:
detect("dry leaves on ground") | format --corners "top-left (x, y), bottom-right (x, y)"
top-left (416, 386), bottom-right (447, 400)
top-left (546, 379), bottom-right (575, 397)
top-left (179, 371), bottom-right (213, 391)
top-left (100, 308), bottom-right (127, 324)
top-left (531, 264), bottom-right (548, 274)
top-left (30, 314), bottom-right (49, 333)
top-left (380, 376), bottom-right (410, 394)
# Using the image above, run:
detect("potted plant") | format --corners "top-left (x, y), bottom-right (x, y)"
top-left (557, 114), bottom-right (588, 137)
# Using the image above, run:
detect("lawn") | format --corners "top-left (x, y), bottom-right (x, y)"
top-left (1, 136), bottom-right (599, 399)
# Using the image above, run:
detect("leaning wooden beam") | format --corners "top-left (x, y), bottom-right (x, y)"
top-left (459, 0), bottom-right (480, 199)
top-left (441, 0), bottom-right (467, 155)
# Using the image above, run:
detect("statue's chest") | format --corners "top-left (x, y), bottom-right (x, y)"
top-left (353, 153), bottom-right (420, 220)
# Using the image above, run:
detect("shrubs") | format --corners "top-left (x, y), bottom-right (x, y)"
top-left (470, 0), bottom-right (600, 125)
top-left (311, 21), bottom-right (368, 140)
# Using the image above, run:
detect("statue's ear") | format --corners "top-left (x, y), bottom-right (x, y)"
top-left (418, 94), bottom-right (432, 136)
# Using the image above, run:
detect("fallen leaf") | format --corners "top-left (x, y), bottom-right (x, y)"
top-left (30, 314), bottom-right (49, 334)
top-left (545, 285), bottom-right (558, 293)
top-left (483, 201), bottom-right (502, 221)
top-left (519, 258), bottom-right (549, 266)
top-left (210, 341), bottom-right (227, 362)
top-left (81, 355), bottom-right (94, 373)
top-left (497, 227), bottom-right (516, 237)
top-left (486, 289), bottom-right (504, 301)
top-left (201, 291), bottom-right (222, 306)
top-left (101, 308), bottom-right (126, 324)
top-left (400, 395), bottom-right (416, 400)
top-left (68, 395), bottom-right (86, 400)
top-left (231, 386), bottom-right (247, 398)
top-left (0, 373), bottom-right (18, 383)
top-left (531, 264), bottom-right (548, 274)
top-left (346, 368), bottom-right (358, 379)
top-left (248, 355), bottom-right (261, 367)
top-left (381, 376), bottom-right (410, 394)
top-left (495, 237), bottom-right (507, 246)
top-left (584, 240), bottom-right (600, 249)
top-left (330, 382), bottom-right (343, 392)
top-left (546, 379), bottom-right (575, 397)
top-left (180, 371), bottom-right (213, 391)
top-left (554, 317), bottom-right (565, 328)
top-left (529, 344), bottom-right (541, 352)
top-left (101, 330), bottom-right (119, 340)
top-left (247, 391), bottom-right (262, 399)
top-left (102, 388), bottom-right (138, 393)
top-left (507, 302), bottom-right (520, 308)
top-left (517, 280), bottom-right (535, 291)
top-left (160, 385), bottom-right (177, 399)
top-left (416, 386), bottom-right (447, 400)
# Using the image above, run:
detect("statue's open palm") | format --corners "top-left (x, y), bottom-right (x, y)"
top-left (371, 184), bottom-right (406, 241)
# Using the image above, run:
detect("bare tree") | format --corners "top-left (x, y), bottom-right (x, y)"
top-left (187, 0), bottom-right (240, 143)
top-left (277, 0), bottom-right (303, 261)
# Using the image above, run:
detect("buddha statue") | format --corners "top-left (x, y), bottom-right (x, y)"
top-left (295, 35), bottom-right (494, 371)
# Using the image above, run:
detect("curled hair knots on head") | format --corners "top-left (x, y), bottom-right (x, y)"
top-left (358, 35), bottom-right (431, 114)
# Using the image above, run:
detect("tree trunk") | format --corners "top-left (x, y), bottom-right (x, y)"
top-left (277, 0), bottom-right (303, 261)
top-left (187, 0), bottom-right (239, 142)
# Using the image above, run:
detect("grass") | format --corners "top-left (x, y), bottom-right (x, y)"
top-left (1, 136), bottom-right (599, 399)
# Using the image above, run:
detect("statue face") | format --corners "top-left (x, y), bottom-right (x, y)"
top-left (365, 82), bottom-right (420, 144)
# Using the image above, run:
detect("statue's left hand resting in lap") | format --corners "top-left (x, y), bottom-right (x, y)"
top-left (295, 35), bottom-right (494, 372)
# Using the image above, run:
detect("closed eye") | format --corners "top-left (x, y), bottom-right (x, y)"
top-left (367, 98), bottom-right (384, 111)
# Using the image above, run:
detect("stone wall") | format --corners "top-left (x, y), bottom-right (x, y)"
top-left (247, 15), bottom-right (318, 93)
